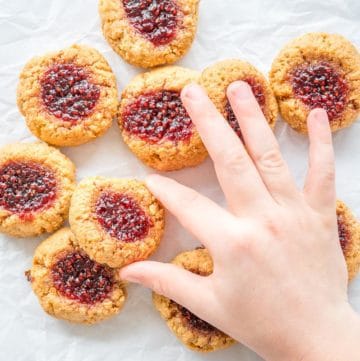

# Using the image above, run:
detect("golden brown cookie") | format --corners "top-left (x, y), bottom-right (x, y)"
top-left (337, 200), bottom-right (360, 281)
top-left (17, 44), bottom-right (118, 147)
top-left (269, 33), bottom-right (360, 133)
top-left (0, 142), bottom-right (75, 237)
top-left (98, 0), bottom-right (199, 68)
top-left (26, 228), bottom-right (126, 324)
top-left (69, 177), bottom-right (164, 268)
top-left (200, 59), bottom-right (278, 139)
top-left (118, 66), bottom-right (207, 171)
top-left (153, 248), bottom-right (235, 352)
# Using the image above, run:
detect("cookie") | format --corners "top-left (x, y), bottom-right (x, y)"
top-left (17, 44), bottom-right (118, 147)
top-left (118, 66), bottom-right (207, 171)
top-left (153, 248), bottom-right (235, 352)
top-left (269, 33), bottom-right (360, 133)
top-left (26, 228), bottom-right (126, 324)
top-left (69, 177), bottom-right (165, 268)
top-left (337, 200), bottom-right (360, 280)
top-left (200, 59), bottom-right (278, 139)
top-left (98, 0), bottom-right (199, 68)
top-left (0, 142), bottom-right (75, 238)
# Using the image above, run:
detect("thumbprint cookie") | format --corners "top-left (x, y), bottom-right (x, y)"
top-left (17, 44), bottom-right (118, 146)
top-left (0, 142), bottom-right (75, 237)
top-left (270, 33), bottom-right (360, 133)
top-left (69, 177), bottom-right (164, 268)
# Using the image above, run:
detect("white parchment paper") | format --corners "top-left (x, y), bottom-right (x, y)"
top-left (0, 0), bottom-right (359, 360)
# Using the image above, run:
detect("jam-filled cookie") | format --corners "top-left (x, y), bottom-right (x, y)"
top-left (200, 59), bottom-right (278, 139)
top-left (337, 200), bottom-right (360, 280)
top-left (118, 66), bottom-right (207, 171)
top-left (69, 177), bottom-right (164, 268)
top-left (270, 33), bottom-right (360, 133)
top-left (26, 228), bottom-right (126, 324)
top-left (17, 44), bottom-right (118, 147)
top-left (153, 248), bottom-right (235, 352)
top-left (0, 142), bottom-right (75, 237)
top-left (98, 0), bottom-right (199, 68)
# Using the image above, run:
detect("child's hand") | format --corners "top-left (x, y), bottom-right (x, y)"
top-left (120, 82), bottom-right (360, 361)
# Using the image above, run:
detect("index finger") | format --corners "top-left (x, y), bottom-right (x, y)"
top-left (181, 84), bottom-right (272, 214)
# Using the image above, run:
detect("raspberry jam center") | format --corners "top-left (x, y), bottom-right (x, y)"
top-left (95, 192), bottom-right (151, 242)
top-left (225, 77), bottom-right (266, 139)
top-left (175, 303), bottom-right (217, 333)
top-left (172, 266), bottom-right (217, 333)
top-left (122, 0), bottom-right (179, 46)
top-left (337, 215), bottom-right (350, 252)
top-left (290, 61), bottom-right (348, 120)
top-left (52, 251), bottom-right (114, 304)
top-left (0, 161), bottom-right (57, 218)
top-left (40, 63), bottom-right (100, 123)
top-left (123, 90), bottom-right (193, 143)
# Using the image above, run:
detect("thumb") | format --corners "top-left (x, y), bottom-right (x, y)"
top-left (119, 260), bottom-right (214, 316)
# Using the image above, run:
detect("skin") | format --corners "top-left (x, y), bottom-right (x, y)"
top-left (120, 81), bottom-right (360, 361)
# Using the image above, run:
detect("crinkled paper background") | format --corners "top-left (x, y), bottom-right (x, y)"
top-left (0, 0), bottom-right (359, 360)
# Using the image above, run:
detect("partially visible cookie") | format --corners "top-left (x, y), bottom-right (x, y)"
top-left (118, 66), bottom-right (207, 171)
top-left (69, 177), bottom-right (165, 268)
top-left (153, 248), bottom-right (235, 352)
top-left (200, 59), bottom-right (278, 139)
top-left (0, 142), bottom-right (75, 237)
top-left (17, 44), bottom-right (118, 146)
top-left (98, 0), bottom-right (199, 68)
top-left (337, 200), bottom-right (360, 281)
top-left (270, 33), bottom-right (360, 133)
top-left (27, 228), bottom-right (126, 324)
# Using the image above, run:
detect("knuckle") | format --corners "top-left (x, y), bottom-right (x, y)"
top-left (321, 165), bottom-right (335, 184)
top-left (152, 279), bottom-right (169, 296)
top-left (257, 147), bottom-right (284, 172)
top-left (225, 220), bottom-right (260, 255)
top-left (263, 215), bottom-right (282, 237)
top-left (220, 149), bottom-right (248, 172)
top-left (180, 189), bottom-right (201, 208)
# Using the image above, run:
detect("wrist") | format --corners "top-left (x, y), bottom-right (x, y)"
top-left (291, 303), bottom-right (360, 361)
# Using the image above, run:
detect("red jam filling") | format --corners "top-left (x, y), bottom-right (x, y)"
top-left (225, 77), bottom-right (266, 139)
top-left (52, 251), bottom-right (114, 304)
top-left (290, 61), bottom-right (348, 120)
top-left (172, 302), bottom-right (217, 333)
top-left (40, 63), bottom-right (100, 123)
top-left (172, 265), bottom-right (217, 333)
top-left (95, 191), bottom-right (151, 242)
top-left (122, 0), bottom-right (179, 46)
top-left (122, 90), bottom-right (193, 143)
top-left (0, 161), bottom-right (57, 219)
top-left (337, 214), bottom-right (350, 252)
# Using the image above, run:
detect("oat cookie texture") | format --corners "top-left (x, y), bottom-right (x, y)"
top-left (200, 59), bottom-right (278, 139)
top-left (270, 33), bottom-right (360, 133)
top-left (99, 0), bottom-right (199, 68)
top-left (27, 228), bottom-right (127, 324)
top-left (0, 142), bottom-right (75, 237)
top-left (17, 44), bottom-right (118, 146)
top-left (153, 248), bottom-right (236, 352)
top-left (118, 66), bottom-right (208, 171)
top-left (69, 177), bottom-right (165, 268)
top-left (337, 200), bottom-right (360, 281)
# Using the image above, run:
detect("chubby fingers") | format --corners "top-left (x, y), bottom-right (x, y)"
top-left (304, 109), bottom-right (336, 211)
top-left (227, 81), bottom-right (298, 204)
top-left (119, 261), bottom-right (215, 316)
top-left (181, 84), bottom-right (271, 214)
top-left (146, 174), bottom-right (236, 254)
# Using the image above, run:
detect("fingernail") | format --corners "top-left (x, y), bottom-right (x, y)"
top-left (182, 83), bottom-right (204, 100)
top-left (119, 270), bottom-right (140, 283)
top-left (145, 174), bottom-right (163, 188)
top-left (310, 108), bottom-right (329, 124)
top-left (228, 81), bottom-right (252, 99)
